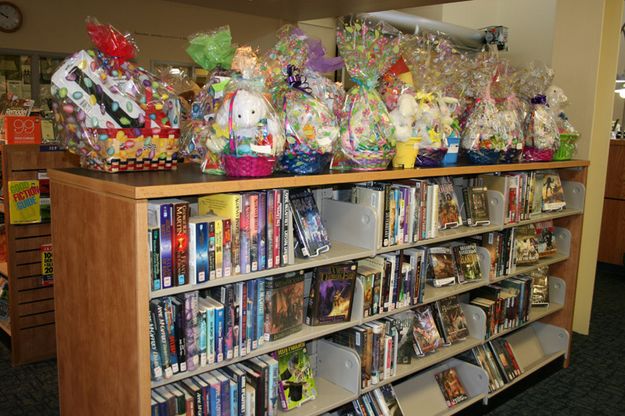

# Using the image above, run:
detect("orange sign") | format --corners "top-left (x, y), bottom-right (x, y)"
top-left (3, 116), bottom-right (42, 144)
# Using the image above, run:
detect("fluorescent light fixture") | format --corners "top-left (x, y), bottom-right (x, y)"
top-left (169, 68), bottom-right (181, 75)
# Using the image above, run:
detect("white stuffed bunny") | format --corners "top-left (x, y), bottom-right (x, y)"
top-left (389, 94), bottom-right (417, 142)
top-left (215, 89), bottom-right (284, 156)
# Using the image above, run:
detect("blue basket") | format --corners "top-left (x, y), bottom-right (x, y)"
top-left (279, 151), bottom-right (332, 175)
top-left (464, 148), bottom-right (501, 165)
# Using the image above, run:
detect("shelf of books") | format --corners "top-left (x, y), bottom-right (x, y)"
top-left (48, 160), bottom-right (588, 416)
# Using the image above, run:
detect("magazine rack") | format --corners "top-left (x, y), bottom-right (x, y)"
top-left (0, 144), bottom-right (78, 365)
top-left (48, 160), bottom-right (588, 416)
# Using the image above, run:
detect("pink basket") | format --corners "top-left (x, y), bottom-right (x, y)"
top-left (223, 155), bottom-right (276, 177)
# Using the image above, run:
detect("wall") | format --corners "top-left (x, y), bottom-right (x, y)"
top-left (611, 6), bottom-right (625, 125)
top-left (0, 0), bottom-right (285, 67)
top-left (551, 0), bottom-right (623, 335)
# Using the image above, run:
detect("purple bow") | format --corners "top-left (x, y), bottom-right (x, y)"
top-left (285, 65), bottom-right (312, 95)
top-left (531, 94), bottom-right (548, 105)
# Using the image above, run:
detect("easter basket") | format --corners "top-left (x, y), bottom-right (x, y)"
top-left (85, 127), bottom-right (179, 172)
top-left (221, 90), bottom-right (278, 177)
top-left (51, 18), bottom-right (181, 173)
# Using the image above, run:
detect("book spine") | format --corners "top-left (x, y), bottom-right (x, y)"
top-left (173, 202), bottom-right (189, 286)
top-left (228, 285), bottom-right (239, 359)
top-left (159, 204), bottom-right (174, 289)
top-left (431, 184), bottom-right (439, 238)
top-left (222, 218), bottom-right (232, 278)
top-left (162, 298), bottom-right (180, 374)
top-left (183, 292), bottom-right (199, 371)
top-left (305, 272), bottom-right (317, 326)
top-left (214, 219), bottom-right (223, 278)
top-left (188, 223), bottom-right (197, 285)
top-left (249, 193), bottom-right (259, 272)
top-left (198, 306), bottom-right (208, 367)
top-left (380, 184), bottom-right (389, 247)
top-left (273, 190), bottom-right (282, 269)
top-left (247, 279), bottom-right (256, 351)
top-left (281, 189), bottom-right (290, 267)
top-left (150, 227), bottom-right (161, 291)
top-left (266, 191), bottom-right (274, 269)
top-left (173, 299), bottom-right (187, 372)
top-left (148, 310), bottom-right (163, 380)
top-left (208, 221), bottom-right (216, 280)
top-left (266, 360), bottom-right (278, 416)
top-left (197, 222), bottom-right (209, 284)
top-left (240, 282), bottom-right (248, 356)
top-left (258, 191), bottom-right (267, 271)
top-left (207, 306), bottom-right (215, 365)
top-left (241, 194), bottom-right (251, 274)
top-left (214, 302), bottom-right (225, 363)
top-left (257, 279), bottom-right (265, 347)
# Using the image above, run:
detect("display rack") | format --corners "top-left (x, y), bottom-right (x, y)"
top-left (0, 144), bottom-right (78, 365)
top-left (49, 160), bottom-right (588, 416)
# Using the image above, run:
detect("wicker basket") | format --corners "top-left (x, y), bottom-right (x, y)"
top-left (83, 127), bottom-right (179, 173)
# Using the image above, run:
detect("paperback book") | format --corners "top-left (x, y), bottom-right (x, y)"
top-left (427, 247), bottom-right (458, 287)
top-left (288, 188), bottom-right (331, 258)
top-left (412, 305), bottom-right (442, 355)
top-left (541, 172), bottom-right (566, 211)
top-left (307, 262), bottom-right (358, 326)
top-left (464, 186), bottom-right (490, 226)
top-left (264, 271), bottom-right (305, 341)
top-left (434, 367), bottom-right (469, 408)
top-left (275, 342), bottom-right (317, 410)
top-left (435, 296), bottom-right (470, 344)
top-left (452, 244), bottom-right (482, 283)
top-left (436, 177), bottom-right (462, 229)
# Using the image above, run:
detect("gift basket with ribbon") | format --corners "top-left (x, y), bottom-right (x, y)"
top-left (210, 47), bottom-right (285, 177)
top-left (518, 61), bottom-right (559, 162)
top-left (336, 15), bottom-right (400, 171)
top-left (51, 17), bottom-right (181, 172)
top-left (260, 26), bottom-right (340, 174)
top-left (181, 26), bottom-right (237, 173)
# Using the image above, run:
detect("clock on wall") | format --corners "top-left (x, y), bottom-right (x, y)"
top-left (0, 2), bottom-right (22, 33)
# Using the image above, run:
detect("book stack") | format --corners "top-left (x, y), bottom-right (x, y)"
top-left (150, 349), bottom-right (302, 416)
top-left (457, 338), bottom-right (524, 393)
top-left (478, 170), bottom-right (566, 225)
top-left (148, 191), bottom-right (298, 292)
top-left (469, 277), bottom-right (533, 338)
top-left (357, 251), bottom-right (427, 318)
top-left (331, 384), bottom-right (406, 416)
top-left (149, 271), bottom-right (305, 381)
top-left (328, 296), bottom-right (470, 390)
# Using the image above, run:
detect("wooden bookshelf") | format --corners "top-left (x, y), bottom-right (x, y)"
top-left (49, 160), bottom-right (588, 416)
top-left (1, 144), bottom-right (78, 365)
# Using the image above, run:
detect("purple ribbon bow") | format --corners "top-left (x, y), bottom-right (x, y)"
top-left (531, 94), bottom-right (548, 105)
top-left (285, 65), bottom-right (312, 95)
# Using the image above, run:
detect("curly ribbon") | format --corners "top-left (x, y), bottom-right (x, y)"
top-left (531, 94), bottom-right (548, 105)
top-left (285, 65), bottom-right (312, 95)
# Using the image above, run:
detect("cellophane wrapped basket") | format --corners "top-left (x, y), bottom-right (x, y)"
top-left (336, 15), bottom-right (400, 170)
top-left (518, 61), bottom-right (559, 162)
top-left (492, 62), bottom-right (524, 163)
top-left (403, 33), bottom-right (467, 167)
top-left (51, 17), bottom-right (181, 172)
top-left (261, 26), bottom-right (340, 174)
top-left (181, 26), bottom-right (237, 174)
top-left (547, 85), bottom-right (579, 161)
top-left (459, 47), bottom-right (504, 165)
top-left (210, 48), bottom-right (285, 177)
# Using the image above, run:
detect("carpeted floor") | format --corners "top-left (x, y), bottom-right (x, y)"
top-left (0, 263), bottom-right (623, 416)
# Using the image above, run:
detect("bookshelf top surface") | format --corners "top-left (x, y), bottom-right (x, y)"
top-left (48, 160), bottom-right (589, 200)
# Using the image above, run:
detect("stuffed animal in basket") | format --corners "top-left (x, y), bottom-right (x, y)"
top-left (389, 94), bottom-right (418, 141)
top-left (214, 89), bottom-right (284, 157)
